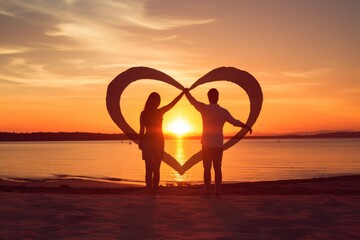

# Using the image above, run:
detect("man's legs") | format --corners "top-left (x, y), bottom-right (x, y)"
top-left (213, 148), bottom-right (223, 194)
top-left (202, 146), bottom-right (212, 194)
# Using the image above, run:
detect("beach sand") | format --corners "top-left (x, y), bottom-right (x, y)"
top-left (1, 176), bottom-right (360, 239)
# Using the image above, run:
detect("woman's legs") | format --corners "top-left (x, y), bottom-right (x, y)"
top-left (152, 158), bottom-right (162, 195)
top-left (145, 158), bottom-right (162, 196)
top-left (145, 158), bottom-right (153, 196)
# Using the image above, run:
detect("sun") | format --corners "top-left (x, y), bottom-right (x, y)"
top-left (166, 118), bottom-right (191, 136)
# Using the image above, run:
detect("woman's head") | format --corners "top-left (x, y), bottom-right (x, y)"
top-left (144, 92), bottom-right (161, 111)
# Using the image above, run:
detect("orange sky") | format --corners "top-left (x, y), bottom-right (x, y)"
top-left (0, 1), bottom-right (359, 135)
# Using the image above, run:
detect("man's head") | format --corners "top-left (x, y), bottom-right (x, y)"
top-left (207, 88), bottom-right (219, 104)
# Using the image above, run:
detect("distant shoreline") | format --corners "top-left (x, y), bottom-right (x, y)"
top-left (1, 131), bottom-right (359, 141)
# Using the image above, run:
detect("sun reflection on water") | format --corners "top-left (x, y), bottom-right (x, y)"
top-left (173, 138), bottom-right (187, 183)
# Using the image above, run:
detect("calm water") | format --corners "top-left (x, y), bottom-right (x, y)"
top-left (0, 139), bottom-right (359, 185)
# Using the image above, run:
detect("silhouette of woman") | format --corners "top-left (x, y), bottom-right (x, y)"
top-left (139, 91), bottom-right (184, 197)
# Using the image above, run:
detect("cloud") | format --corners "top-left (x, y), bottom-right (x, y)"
top-left (152, 35), bottom-right (178, 42)
top-left (123, 15), bottom-right (215, 30)
top-left (0, 0), bottom-right (214, 94)
top-left (0, 78), bottom-right (22, 85)
top-left (0, 9), bottom-right (15, 17)
top-left (0, 0), bottom-right (216, 90)
top-left (282, 68), bottom-right (331, 79)
top-left (1, 0), bottom-right (214, 30)
top-left (0, 46), bottom-right (29, 55)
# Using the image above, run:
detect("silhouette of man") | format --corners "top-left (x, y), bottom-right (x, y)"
top-left (184, 88), bottom-right (252, 195)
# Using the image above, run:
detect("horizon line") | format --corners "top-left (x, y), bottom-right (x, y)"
top-left (1, 131), bottom-right (359, 141)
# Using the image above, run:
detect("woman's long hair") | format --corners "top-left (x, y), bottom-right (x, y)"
top-left (144, 92), bottom-right (160, 112)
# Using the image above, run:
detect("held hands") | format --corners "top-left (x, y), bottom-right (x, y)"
top-left (183, 88), bottom-right (190, 94)
top-left (183, 88), bottom-right (191, 100)
top-left (176, 88), bottom-right (186, 99)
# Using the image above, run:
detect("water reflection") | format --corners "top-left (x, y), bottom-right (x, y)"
top-left (2, 139), bottom-right (358, 184)
top-left (173, 138), bottom-right (187, 183)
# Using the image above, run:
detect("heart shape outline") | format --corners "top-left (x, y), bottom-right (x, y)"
top-left (106, 66), bottom-right (263, 174)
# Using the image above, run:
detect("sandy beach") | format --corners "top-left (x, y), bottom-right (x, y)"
top-left (1, 176), bottom-right (360, 240)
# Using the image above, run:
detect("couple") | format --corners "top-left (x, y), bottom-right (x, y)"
top-left (139, 88), bottom-right (252, 197)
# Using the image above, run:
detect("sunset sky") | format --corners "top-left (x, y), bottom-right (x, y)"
top-left (0, 0), bottom-right (359, 135)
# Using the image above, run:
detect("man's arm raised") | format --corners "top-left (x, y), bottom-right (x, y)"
top-left (184, 88), bottom-right (206, 112)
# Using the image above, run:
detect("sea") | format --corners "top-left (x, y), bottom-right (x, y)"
top-left (1, 138), bottom-right (359, 185)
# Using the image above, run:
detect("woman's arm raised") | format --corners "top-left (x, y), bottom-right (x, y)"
top-left (159, 91), bottom-right (185, 113)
